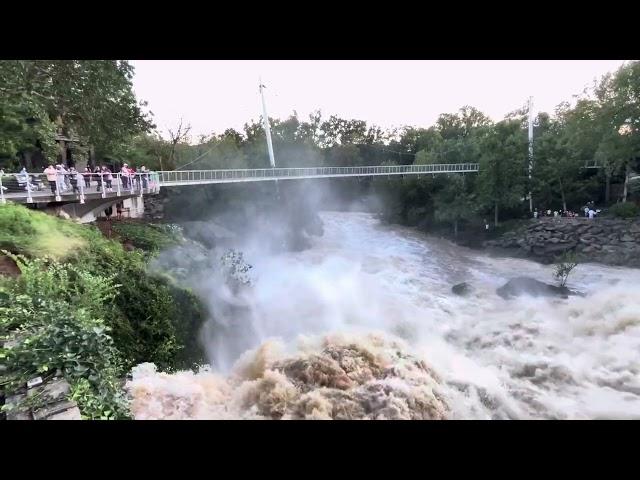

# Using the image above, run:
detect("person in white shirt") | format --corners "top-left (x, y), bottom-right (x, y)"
top-left (588, 209), bottom-right (595, 219)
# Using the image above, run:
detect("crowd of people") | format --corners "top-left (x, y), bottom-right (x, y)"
top-left (533, 202), bottom-right (600, 220)
top-left (42, 164), bottom-right (150, 195)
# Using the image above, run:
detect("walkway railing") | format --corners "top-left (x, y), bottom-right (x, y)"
top-left (1, 164), bottom-right (476, 204)
top-left (156, 163), bottom-right (479, 186)
top-left (1, 171), bottom-right (160, 204)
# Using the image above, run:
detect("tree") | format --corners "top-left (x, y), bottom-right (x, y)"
top-left (0, 60), bottom-right (153, 168)
top-left (167, 119), bottom-right (192, 170)
top-left (477, 120), bottom-right (527, 226)
top-left (553, 252), bottom-right (578, 288)
top-left (433, 174), bottom-right (476, 238)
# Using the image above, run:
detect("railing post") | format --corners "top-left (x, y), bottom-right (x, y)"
top-left (101, 173), bottom-right (106, 198)
top-left (79, 175), bottom-right (85, 204)
top-left (0, 175), bottom-right (5, 204)
top-left (25, 174), bottom-right (33, 203)
top-left (55, 173), bottom-right (61, 202)
top-left (116, 172), bottom-right (121, 196)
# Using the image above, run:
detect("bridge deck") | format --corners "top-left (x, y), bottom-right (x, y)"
top-left (157, 163), bottom-right (479, 186)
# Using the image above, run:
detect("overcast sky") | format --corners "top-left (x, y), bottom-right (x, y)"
top-left (130, 60), bottom-right (630, 142)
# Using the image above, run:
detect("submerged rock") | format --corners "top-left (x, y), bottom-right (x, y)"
top-left (496, 276), bottom-right (577, 300)
top-left (452, 282), bottom-right (473, 296)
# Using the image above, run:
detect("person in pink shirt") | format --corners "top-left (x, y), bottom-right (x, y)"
top-left (121, 164), bottom-right (130, 189)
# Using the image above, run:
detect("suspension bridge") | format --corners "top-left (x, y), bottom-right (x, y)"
top-left (0, 163), bottom-right (479, 205)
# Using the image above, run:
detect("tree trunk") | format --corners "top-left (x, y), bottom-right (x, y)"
top-left (494, 201), bottom-right (499, 227)
top-left (622, 164), bottom-right (630, 203)
top-left (558, 177), bottom-right (567, 211)
top-left (605, 170), bottom-right (612, 204)
top-left (454, 220), bottom-right (458, 238)
top-left (89, 146), bottom-right (96, 169)
top-left (59, 140), bottom-right (67, 166)
top-left (23, 150), bottom-right (33, 170)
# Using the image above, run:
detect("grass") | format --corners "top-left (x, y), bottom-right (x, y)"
top-left (0, 204), bottom-right (88, 260)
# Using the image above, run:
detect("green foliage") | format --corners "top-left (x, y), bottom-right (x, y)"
top-left (111, 222), bottom-right (182, 254)
top-left (553, 252), bottom-right (579, 287)
top-left (608, 202), bottom-right (639, 218)
top-left (1, 204), bottom-right (207, 377)
top-left (0, 254), bottom-right (129, 419)
top-left (0, 60), bottom-right (153, 168)
top-left (0, 204), bottom-right (87, 260)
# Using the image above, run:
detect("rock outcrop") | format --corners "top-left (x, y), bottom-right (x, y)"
top-left (484, 217), bottom-right (640, 267)
top-left (496, 277), bottom-right (578, 300)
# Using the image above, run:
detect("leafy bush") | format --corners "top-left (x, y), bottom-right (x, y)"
top-left (0, 255), bottom-right (130, 419)
top-left (0, 205), bottom-right (209, 413)
top-left (553, 251), bottom-right (579, 287)
top-left (608, 202), bottom-right (639, 218)
top-left (111, 222), bottom-right (182, 253)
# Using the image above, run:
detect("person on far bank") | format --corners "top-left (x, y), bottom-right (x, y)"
top-left (44, 165), bottom-right (57, 194)
top-left (588, 209), bottom-right (595, 219)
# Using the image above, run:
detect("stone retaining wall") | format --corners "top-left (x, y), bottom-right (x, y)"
top-left (484, 217), bottom-right (640, 267)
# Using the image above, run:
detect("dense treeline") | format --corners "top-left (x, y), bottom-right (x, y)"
top-left (1, 60), bottom-right (639, 232)
top-left (130, 61), bottom-right (640, 231)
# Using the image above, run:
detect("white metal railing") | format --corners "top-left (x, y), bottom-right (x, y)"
top-left (0, 164), bottom-right (476, 204)
top-left (156, 163), bottom-right (479, 186)
top-left (1, 171), bottom-right (160, 204)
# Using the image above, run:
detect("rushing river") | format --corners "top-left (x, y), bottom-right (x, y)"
top-left (128, 212), bottom-right (640, 419)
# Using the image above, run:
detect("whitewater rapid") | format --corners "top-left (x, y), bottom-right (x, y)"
top-left (128, 212), bottom-right (640, 419)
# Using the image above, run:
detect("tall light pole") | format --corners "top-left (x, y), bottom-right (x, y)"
top-left (259, 78), bottom-right (276, 169)
top-left (528, 96), bottom-right (534, 213)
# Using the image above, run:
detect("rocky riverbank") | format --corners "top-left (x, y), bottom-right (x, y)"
top-left (484, 216), bottom-right (640, 267)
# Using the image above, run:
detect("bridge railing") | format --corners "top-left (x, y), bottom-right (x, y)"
top-left (156, 163), bottom-right (479, 185)
top-left (1, 171), bottom-right (160, 204)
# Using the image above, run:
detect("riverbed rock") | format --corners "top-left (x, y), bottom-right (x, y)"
top-left (496, 277), bottom-right (575, 300)
top-left (452, 282), bottom-right (473, 296)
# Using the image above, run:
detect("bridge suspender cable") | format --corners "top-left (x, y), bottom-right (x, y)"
top-left (175, 147), bottom-right (216, 170)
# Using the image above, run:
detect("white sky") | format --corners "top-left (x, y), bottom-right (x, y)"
top-left (130, 60), bottom-right (630, 142)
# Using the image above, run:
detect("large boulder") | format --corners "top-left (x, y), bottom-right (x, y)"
top-left (496, 276), bottom-right (576, 300)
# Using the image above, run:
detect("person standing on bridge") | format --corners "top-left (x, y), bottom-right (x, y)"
top-left (121, 164), bottom-right (130, 190)
top-left (94, 165), bottom-right (103, 192)
top-left (55, 165), bottom-right (67, 193)
top-left (44, 165), bottom-right (57, 194)
top-left (83, 167), bottom-right (92, 189)
top-left (102, 166), bottom-right (113, 192)
top-left (69, 167), bottom-right (80, 194)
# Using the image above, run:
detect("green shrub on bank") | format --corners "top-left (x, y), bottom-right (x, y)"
top-left (0, 205), bottom-right (208, 415)
top-left (0, 255), bottom-right (130, 419)
top-left (608, 202), bottom-right (639, 218)
top-left (111, 222), bottom-right (182, 254)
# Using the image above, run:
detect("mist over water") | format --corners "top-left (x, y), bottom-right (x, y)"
top-left (129, 211), bottom-right (640, 419)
